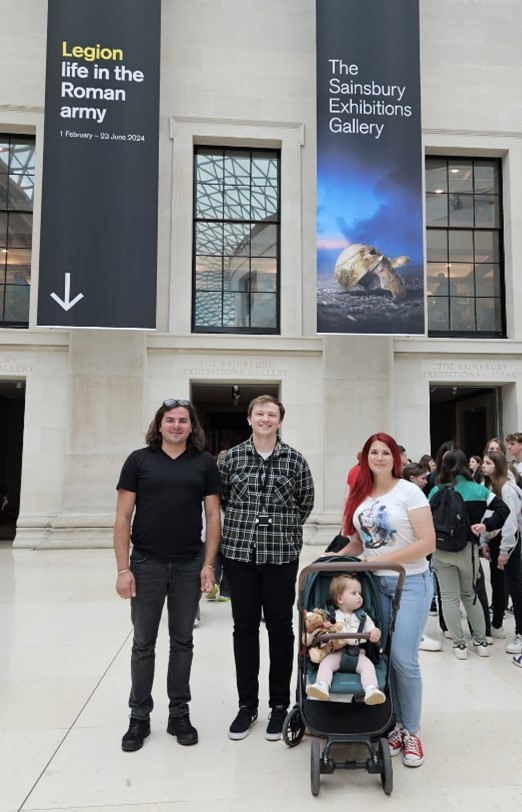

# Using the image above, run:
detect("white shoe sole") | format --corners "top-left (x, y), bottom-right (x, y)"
top-left (306, 685), bottom-right (329, 701)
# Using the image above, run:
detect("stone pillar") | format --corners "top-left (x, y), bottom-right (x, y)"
top-left (322, 335), bottom-right (394, 533)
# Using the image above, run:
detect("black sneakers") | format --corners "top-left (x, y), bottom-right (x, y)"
top-left (121, 718), bottom-right (151, 752)
top-left (265, 706), bottom-right (287, 741)
top-left (167, 714), bottom-right (199, 746)
top-left (229, 706), bottom-right (258, 740)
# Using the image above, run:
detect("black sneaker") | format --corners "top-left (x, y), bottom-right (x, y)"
top-left (265, 706), bottom-right (287, 741)
top-left (229, 706), bottom-right (258, 740)
top-left (121, 718), bottom-right (151, 752)
top-left (167, 714), bottom-right (198, 746)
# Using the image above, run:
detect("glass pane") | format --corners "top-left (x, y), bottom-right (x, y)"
top-left (226, 256), bottom-right (250, 291)
top-left (6, 248), bottom-right (31, 284)
top-left (0, 286), bottom-right (4, 320)
top-left (448, 194), bottom-right (473, 227)
top-left (0, 141), bottom-right (8, 173)
top-left (250, 293), bottom-right (277, 328)
top-left (449, 262), bottom-right (474, 296)
top-left (196, 183), bottom-right (223, 219)
top-left (224, 151), bottom-right (251, 185)
top-left (474, 161), bottom-right (499, 194)
top-left (195, 150), bottom-right (223, 185)
top-left (224, 223), bottom-right (250, 256)
top-left (426, 193), bottom-right (448, 227)
top-left (4, 284), bottom-right (30, 322)
top-left (475, 263), bottom-right (500, 297)
top-left (476, 298), bottom-right (501, 331)
top-left (448, 160), bottom-right (473, 193)
top-left (425, 159), bottom-right (447, 193)
top-left (0, 177), bottom-right (7, 209)
top-left (427, 263), bottom-right (449, 296)
top-left (9, 138), bottom-right (36, 174)
top-left (450, 297), bottom-right (476, 331)
top-left (223, 292), bottom-right (249, 327)
top-left (224, 187), bottom-right (250, 219)
top-left (474, 194), bottom-right (499, 228)
top-left (251, 151), bottom-right (278, 184)
top-left (251, 223), bottom-right (277, 257)
top-left (251, 258), bottom-right (277, 291)
top-left (194, 256), bottom-right (222, 291)
top-left (426, 230), bottom-right (448, 262)
top-left (475, 230), bottom-right (499, 262)
top-left (0, 212), bottom-right (6, 246)
top-left (8, 174), bottom-right (34, 210)
top-left (7, 213), bottom-right (32, 248)
top-left (195, 222), bottom-right (223, 255)
top-left (251, 186), bottom-right (278, 221)
top-left (194, 290), bottom-right (223, 328)
top-left (448, 230), bottom-right (473, 262)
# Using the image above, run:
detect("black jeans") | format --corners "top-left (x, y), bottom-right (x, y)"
top-left (490, 536), bottom-right (522, 635)
top-left (129, 550), bottom-right (202, 720)
top-left (223, 555), bottom-right (299, 710)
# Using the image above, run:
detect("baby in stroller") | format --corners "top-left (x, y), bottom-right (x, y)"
top-left (306, 574), bottom-right (386, 706)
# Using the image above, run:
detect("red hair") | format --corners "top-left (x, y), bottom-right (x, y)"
top-left (343, 433), bottom-right (402, 535)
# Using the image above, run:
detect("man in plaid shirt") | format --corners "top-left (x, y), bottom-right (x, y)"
top-left (220, 395), bottom-right (315, 742)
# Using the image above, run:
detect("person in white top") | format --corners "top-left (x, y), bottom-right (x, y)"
top-left (335, 432), bottom-right (435, 768)
top-left (480, 451), bottom-right (522, 656)
top-left (306, 574), bottom-right (385, 706)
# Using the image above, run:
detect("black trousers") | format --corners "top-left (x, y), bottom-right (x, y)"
top-left (223, 555), bottom-right (299, 710)
top-left (490, 536), bottom-right (522, 635)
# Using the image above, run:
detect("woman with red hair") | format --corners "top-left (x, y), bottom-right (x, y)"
top-left (335, 433), bottom-right (435, 769)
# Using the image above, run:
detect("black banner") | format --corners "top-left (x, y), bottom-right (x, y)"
top-left (316, 0), bottom-right (425, 335)
top-left (37, 0), bottom-right (160, 328)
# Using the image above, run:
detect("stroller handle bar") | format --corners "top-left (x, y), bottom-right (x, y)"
top-left (298, 559), bottom-right (406, 594)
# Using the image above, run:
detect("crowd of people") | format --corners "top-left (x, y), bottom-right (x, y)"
top-left (112, 398), bottom-right (522, 775)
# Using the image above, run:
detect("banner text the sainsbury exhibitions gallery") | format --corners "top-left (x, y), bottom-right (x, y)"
top-left (316, 0), bottom-right (425, 336)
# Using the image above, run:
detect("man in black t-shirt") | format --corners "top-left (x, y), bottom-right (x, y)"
top-left (114, 399), bottom-right (221, 752)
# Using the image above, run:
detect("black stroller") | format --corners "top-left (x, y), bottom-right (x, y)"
top-left (282, 555), bottom-right (405, 796)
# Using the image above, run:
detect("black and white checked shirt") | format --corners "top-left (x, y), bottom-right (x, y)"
top-left (220, 436), bottom-right (315, 564)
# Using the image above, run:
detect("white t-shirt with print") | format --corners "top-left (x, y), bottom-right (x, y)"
top-left (353, 479), bottom-right (429, 576)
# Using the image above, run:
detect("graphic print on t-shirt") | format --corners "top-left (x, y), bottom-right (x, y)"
top-left (357, 502), bottom-right (397, 549)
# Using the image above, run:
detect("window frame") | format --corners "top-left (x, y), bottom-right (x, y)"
top-left (191, 145), bottom-right (281, 335)
top-left (426, 155), bottom-right (506, 339)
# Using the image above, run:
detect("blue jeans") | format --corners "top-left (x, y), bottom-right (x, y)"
top-left (129, 550), bottom-right (202, 720)
top-left (377, 570), bottom-right (433, 735)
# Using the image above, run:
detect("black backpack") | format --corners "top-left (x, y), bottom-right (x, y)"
top-left (429, 485), bottom-right (472, 552)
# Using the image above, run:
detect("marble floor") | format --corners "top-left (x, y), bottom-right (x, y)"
top-left (1, 542), bottom-right (522, 812)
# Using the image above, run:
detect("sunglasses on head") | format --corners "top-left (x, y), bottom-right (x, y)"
top-left (163, 399), bottom-right (191, 408)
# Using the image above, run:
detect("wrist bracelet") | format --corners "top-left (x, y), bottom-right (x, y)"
top-left (203, 564), bottom-right (215, 571)
top-left (118, 569), bottom-right (130, 575)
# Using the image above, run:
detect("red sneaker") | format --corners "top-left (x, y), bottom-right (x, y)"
top-left (387, 724), bottom-right (404, 757)
top-left (402, 730), bottom-right (424, 767)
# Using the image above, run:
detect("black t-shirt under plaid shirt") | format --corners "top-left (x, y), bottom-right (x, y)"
top-left (220, 437), bottom-right (315, 564)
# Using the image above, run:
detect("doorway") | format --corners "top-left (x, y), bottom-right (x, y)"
top-left (429, 386), bottom-right (500, 457)
top-left (191, 383), bottom-right (280, 456)
top-left (0, 380), bottom-right (25, 541)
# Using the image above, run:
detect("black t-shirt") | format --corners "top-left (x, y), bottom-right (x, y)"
top-left (117, 446), bottom-right (222, 560)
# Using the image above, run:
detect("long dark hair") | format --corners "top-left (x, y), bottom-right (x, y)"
top-left (145, 402), bottom-right (206, 453)
top-left (437, 449), bottom-right (472, 485)
top-left (343, 432), bottom-right (402, 535)
top-left (482, 451), bottom-right (508, 497)
top-left (434, 440), bottom-right (456, 478)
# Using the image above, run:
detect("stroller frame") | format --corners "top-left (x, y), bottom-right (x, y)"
top-left (283, 556), bottom-right (405, 796)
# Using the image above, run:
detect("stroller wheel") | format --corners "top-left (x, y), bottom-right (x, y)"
top-left (310, 737), bottom-right (321, 796)
top-left (282, 707), bottom-right (306, 748)
top-left (378, 737), bottom-right (393, 796)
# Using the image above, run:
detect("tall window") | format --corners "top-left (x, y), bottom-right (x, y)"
top-left (426, 157), bottom-right (504, 337)
top-left (0, 135), bottom-right (34, 328)
top-left (193, 146), bottom-right (280, 333)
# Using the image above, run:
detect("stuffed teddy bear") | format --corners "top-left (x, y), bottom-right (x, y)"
top-left (303, 608), bottom-right (348, 664)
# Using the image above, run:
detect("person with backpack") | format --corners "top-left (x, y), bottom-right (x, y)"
top-left (480, 451), bottom-right (522, 655)
top-left (428, 449), bottom-right (509, 660)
